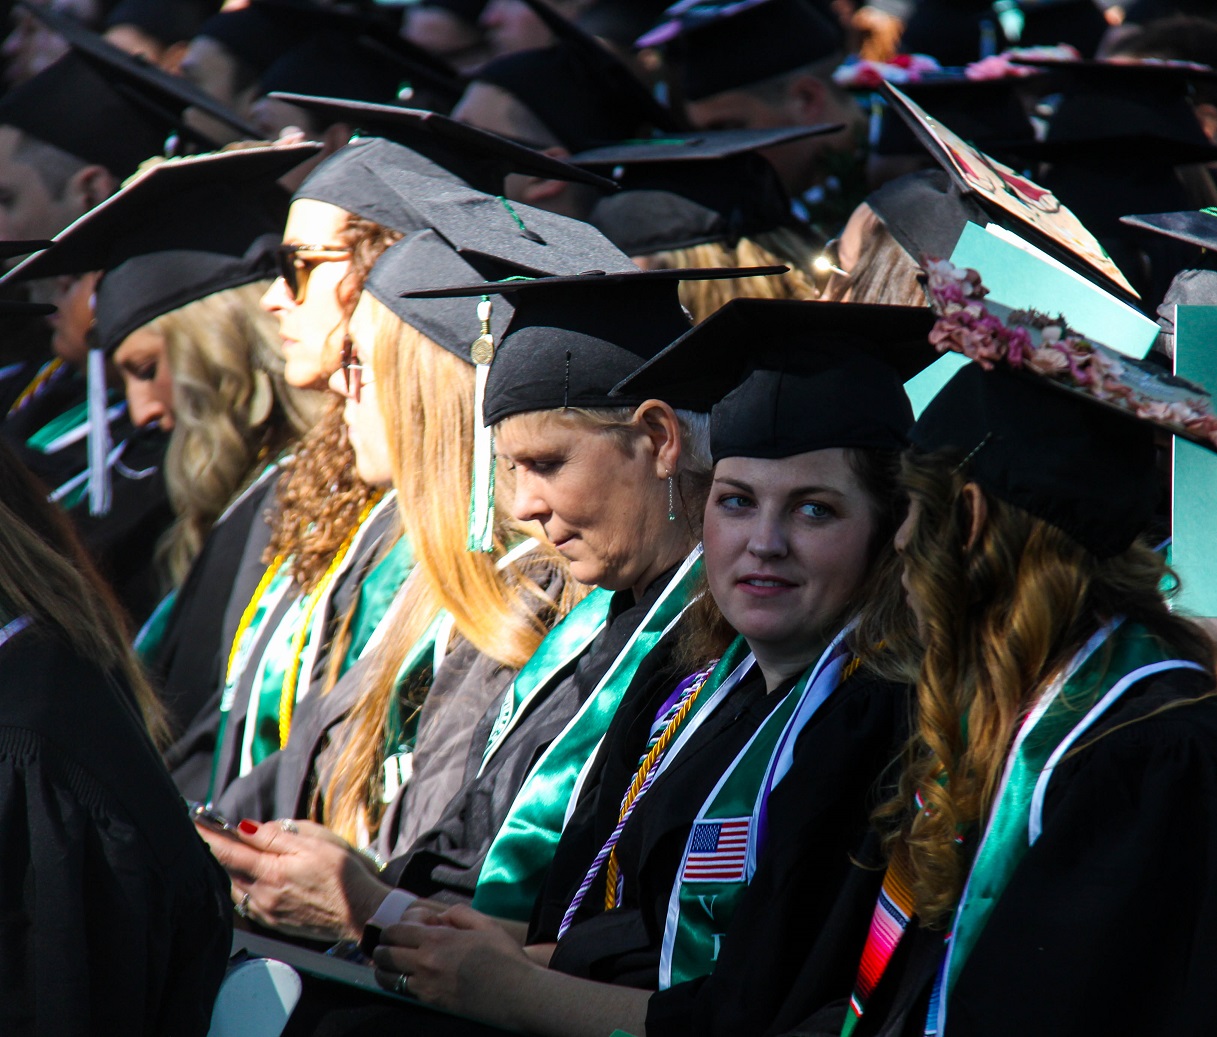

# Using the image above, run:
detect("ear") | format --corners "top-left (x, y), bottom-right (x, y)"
top-left (321, 121), bottom-right (354, 154)
top-left (516, 176), bottom-right (567, 206)
top-left (67, 165), bottom-right (118, 211)
top-left (633, 398), bottom-right (683, 477)
top-left (160, 40), bottom-right (190, 74)
top-left (785, 72), bottom-right (828, 124)
top-left (959, 481), bottom-right (989, 554)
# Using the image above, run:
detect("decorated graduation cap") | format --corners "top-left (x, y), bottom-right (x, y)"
top-left (573, 128), bottom-right (832, 256)
top-left (881, 81), bottom-right (1140, 299)
top-left (4, 144), bottom-right (318, 515)
top-left (20, 2), bottom-right (259, 147)
top-left (1014, 57), bottom-right (1217, 164)
top-left (614, 298), bottom-right (937, 461)
top-left (401, 266), bottom-right (783, 547)
top-left (639, 0), bottom-right (844, 103)
top-left (273, 93), bottom-right (618, 195)
top-left (913, 258), bottom-right (1217, 557)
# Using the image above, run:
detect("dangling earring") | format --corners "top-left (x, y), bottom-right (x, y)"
top-left (667, 471), bottom-right (676, 522)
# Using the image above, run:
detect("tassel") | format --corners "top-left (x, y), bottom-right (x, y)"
top-left (86, 347), bottom-right (112, 517)
top-left (468, 296), bottom-right (497, 553)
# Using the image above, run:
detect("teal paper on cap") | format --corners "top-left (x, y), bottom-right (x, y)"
top-left (948, 221), bottom-right (1159, 359)
top-left (1172, 305), bottom-right (1217, 617)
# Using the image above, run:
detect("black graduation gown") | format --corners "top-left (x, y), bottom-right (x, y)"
top-left (529, 663), bottom-right (785, 988)
top-left (0, 622), bottom-right (232, 1036)
top-left (846, 665), bottom-right (1217, 1037)
top-left (153, 463), bottom-right (282, 797)
top-left (385, 564), bottom-right (687, 904)
top-left (644, 672), bottom-right (910, 1037)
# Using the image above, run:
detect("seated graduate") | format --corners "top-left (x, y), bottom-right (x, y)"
top-left (0, 437), bottom-right (231, 1035)
top-left (3, 144), bottom-right (325, 737)
top-left (366, 297), bottom-right (934, 1037)
top-left (839, 261), bottom-right (1217, 1037)
top-left (195, 265), bottom-right (747, 946)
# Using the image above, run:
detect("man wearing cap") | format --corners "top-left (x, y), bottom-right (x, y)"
top-left (650, 0), bottom-right (867, 234)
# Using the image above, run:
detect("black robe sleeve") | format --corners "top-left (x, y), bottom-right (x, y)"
top-left (0, 626), bottom-right (232, 1036)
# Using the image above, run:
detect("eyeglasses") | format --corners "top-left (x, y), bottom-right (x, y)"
top-left (811, 238), bottom-right (850, 295)
top-left (275, 243), bottom-right (351, 303)
top-left (340, 334), bottom-right (375, 401)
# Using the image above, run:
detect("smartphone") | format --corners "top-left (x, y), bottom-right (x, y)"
top-left (189, 801), bottom-right (240, 837)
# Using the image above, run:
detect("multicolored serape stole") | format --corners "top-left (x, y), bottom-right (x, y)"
top-left (557, 661), bottom-right (718, 938)
top-left (842, 850), bottom-right (918, 1037)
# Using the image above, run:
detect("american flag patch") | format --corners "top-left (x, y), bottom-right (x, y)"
top-left (681, 817), bottom-right (750, 882)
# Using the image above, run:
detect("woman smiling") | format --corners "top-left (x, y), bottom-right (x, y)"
top-left (368, 298), bottom-right (935, 1037)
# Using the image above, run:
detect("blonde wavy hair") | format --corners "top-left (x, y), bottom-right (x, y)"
top-left (879, 450), bottom-right (1217, 929)
top-left (643, 229), bottom-right (822, 322)
top-left (0, 441), bottom-right (168, 746)
top-left (153, 281), bottom-right (321, 586)
top-left (319, 295), bottom-right (583, 844)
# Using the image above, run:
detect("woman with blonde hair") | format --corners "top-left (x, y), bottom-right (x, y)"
top-left (839, 262), bottom-right (1217, 1037)
top-left (0, 433), bottom-right (232, 1034)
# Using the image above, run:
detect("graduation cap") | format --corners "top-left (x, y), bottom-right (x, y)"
top-left (614, 297), bottom-right (936, 461)
top-left (104, 0), bottom-right (220, 47)
top-left (867, 169), bottom-right (989, 263)
top-left (1120, 208), bottom-right (1217, 257)
top-left (572, 130), bottom-right (835, 258)
top-left (194, 4), bottom-right (313, 75)
top-left (0, 244), bottom-right (55, 315)
top-left (639, 0), bottom-right (844, 103)
top-left (1013, 57), bottom-right (1217, 164)
top-left (914, 257), bottom-right (1217, 557)
top-left (399, 263), bottom-right (783, 549)
top-left (272, 93), bottom-right (619, 195)
top-left (4, 143), bottom-right (320, 351)
top-left (881, 81), bottom-right (1140, 299)
top-left (864, 74), bottom-right (1046, 159)
top-left (20, 2), bottom-right (260, 147)
top-left (510, 0), bottom-right (681, 134)
top-left (472, 45), bottom-right (671, 152)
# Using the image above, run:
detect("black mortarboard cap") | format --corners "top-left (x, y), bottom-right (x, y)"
top-left (0, 243), bottom-right (55, 314)
top-left (577, 0), bottom-right (674, 51)
top-left (401, 266), bottom-right (786, 423)
top-left (570, 125), bottom-right (839, 165)
top-left (615, 298), bottom-right (935, 459)
top-left (105, 0), bottom-right (219, 46)
top-left (586, 151), bottom-right (801, 255)
top-left (1120, 208), bottom-right (1217, 255)
top-left (474, 46), bottom-right (669, 152)
top-left (1015, 57), bottom-right (1217, 164)
top-left (0, 52), bottom-right (185, 178)
top-left (512, 0), bottom-right (682, 134)
top-left (195, 5), bottom-right (313, 74)
top-left (867, 169), bottom-right (989, 262)
top-left (910, 361), bottom-right (1160, 557)
top-left (641, 0), bottom-right (844, 103)
top-left (274, 94), bottom-right (618, 194)
top-left (5, 144), bottom-right (320, 352)
top-left (868, 74), bottom-right (1045, 159)
top-left (881, 81), bottom-right (1140, 300)
top-left (22, 2), bottom-right (259, 146)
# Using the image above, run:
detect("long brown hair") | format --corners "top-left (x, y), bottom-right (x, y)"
top-left (318, 297), bottom-right (583, 844)
top-left (879, 449), bottom-right (1216, 928)
top-left (0, 441), bottom-right (169, 746)
top-left (264, 215), bottom-right (404, 592)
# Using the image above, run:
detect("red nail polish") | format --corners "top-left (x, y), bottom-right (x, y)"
top-left (238, 819), bottom-right (259, 835)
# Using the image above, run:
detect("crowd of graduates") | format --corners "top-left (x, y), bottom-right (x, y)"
top-left (2, 0), bottom-right (1217, 1034)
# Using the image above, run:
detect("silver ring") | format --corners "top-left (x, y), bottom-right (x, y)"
top-left (235, 892), bottom-right (251, 919)
top-left (279, 819), bottom-right (299, 834)
top-left (393, 974), bottom-right (409, 997)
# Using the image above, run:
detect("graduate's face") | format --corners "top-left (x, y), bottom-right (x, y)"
top-left (328, 299), bottom-right (392, 487)
top-left (496, 409), bottom-right (676, 594)
top-left (114, 325), bottom-right (175, 431)
top-left (262, 199), bottom-right (352, 391)
top-left (703, 449), bottom-right (877, 666)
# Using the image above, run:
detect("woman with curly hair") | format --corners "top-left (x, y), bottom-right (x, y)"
top-left (839, 273), bottom-right (1217, 1037)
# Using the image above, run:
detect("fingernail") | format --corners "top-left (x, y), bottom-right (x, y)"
top-left (238, 819), bottom-right (259, 835)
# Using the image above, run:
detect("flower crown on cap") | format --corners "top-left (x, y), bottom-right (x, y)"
top-left (921, 257), bottom-right (1217, 452)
